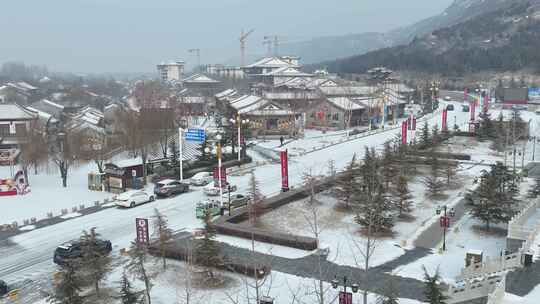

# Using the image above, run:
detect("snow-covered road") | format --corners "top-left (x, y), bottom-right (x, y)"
top-left (0, 102), bottom-right (476, 287)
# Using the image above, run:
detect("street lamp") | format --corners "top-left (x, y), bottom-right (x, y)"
top-left (229, 115), bottom-right (250, 162)
top-left (436, 205), bottom-right (455, 251)
top-left (331, 275), bottom-right (359, 303)
top-left (430, 81), bottom-right (439, 112)
top-left (206, 134), bottom-right (224, 207)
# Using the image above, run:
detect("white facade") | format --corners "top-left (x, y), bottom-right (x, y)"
top-left (157, 61), bottom-right (185, 82)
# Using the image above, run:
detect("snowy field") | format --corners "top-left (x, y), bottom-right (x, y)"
top-left (0, 161), bottom-right (112, 225)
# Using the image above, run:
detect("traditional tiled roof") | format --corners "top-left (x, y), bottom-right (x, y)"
top-left (327, 97), bottom-right (365, 111)
top-left (245, 57), bottom-right (299, 69)
top-left (0, 104), bottom-right (37, 121)
top-left (183, 74), bottom-right (220, 84)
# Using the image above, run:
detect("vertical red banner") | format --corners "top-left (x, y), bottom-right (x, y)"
top-left (135, 218), bottom-right (149, 245)
top-left (402, 121), bottom-right (408, 146)
top-left (483, 94), bottom-right (489, 112)
top-left (280, 150), bottom-right (289, 192)
top-left (412, 118), bottom-right (417, 131)
top-left (442, 109), bottom-right (448, 130)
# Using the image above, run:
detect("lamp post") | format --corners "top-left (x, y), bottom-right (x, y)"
top-left (430, 81), bottom-right (439, 113)
top-left (331, 275), bottom-right (359, 304)
top-left (205, 133), bottom-right (224, 207)
top-left (436, 205), bottom-right (455, 251)
top-left (229, 115), bottom-right (250, 162)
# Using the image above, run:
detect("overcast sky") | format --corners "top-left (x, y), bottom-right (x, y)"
top-left (1, 0), bottom-right (453, 74)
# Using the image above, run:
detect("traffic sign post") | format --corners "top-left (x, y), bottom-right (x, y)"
top-left (185, 128), bottom-right (206, 143)
top-left (179, 128), bottom-right (206, 181)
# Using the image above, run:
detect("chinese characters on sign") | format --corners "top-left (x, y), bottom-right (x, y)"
top-left (280, 150), bottom-right (289, 192)
top-left (338, 291), bottom-right (352, 304)
top-left (136, 218), bottom-right (149, 245)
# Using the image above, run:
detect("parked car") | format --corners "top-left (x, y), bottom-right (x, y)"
top-left (190, 172), bottom-right (213, 186)
top-left (446, 104), bottom-right (454, 111)
top-left (53, 239), bottom-right (112, 265)
top-left (462, 104), bottom-right (470, 112)
top-left (115, 190), bottom-right (155, 208)
top-left (444, 96), bottom-right (452, 101)
top-left (154, 179), bottom-right (189, 197)
top-left (223, 193), bottom-right (250, 209)
top-left (195, 201), bottom-right (222, 218)
top-left (512, 105), bottom-right (528, 111)
top-left (0, 280), bottom-right (7, 296)
top-left (203, 182), bottom-right (237, 196)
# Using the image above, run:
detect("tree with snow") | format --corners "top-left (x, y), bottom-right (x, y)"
top-left (248, 173), bottom-right (265, 226)
top-left (420, 122), bottom-right (430, 149)
top-left (376, 279), bottom-right (399, 304)
top-left (334, 154), bottom-right (361, 210)
top-left (169, 140), bottom-right (180, 171)
top-left (118, 272), bottom-right (141, 304)
top-left (355, 183), bottom-right (394, 233)
top-left (152, 208), bottom-right (173, 270)
top-left (393, 174), bottom-right (413, 217)
top-left (431, 124), bottom-right (440, 145)
top-left (48, 263), bottom-right (83, 304)
top-left (423, 266), bottom-right (448, 304)
top-left (79, 228), bottom-right (112, 295)
top-left (423, 151), bottom-right (445, 198)
top-left (196, 210), bottom-right (223, 281)
top-left (127, 241), bottom-right (154, 304)
top-left (381, 141), bottom-right (396, 190)
top-left (528, 176), bottom-right (540, 198)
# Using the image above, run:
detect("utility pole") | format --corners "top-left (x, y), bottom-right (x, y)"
top-left (188, 48), bottom-right (201, 71)
top-left (240, 29), bottom-right (255, 67)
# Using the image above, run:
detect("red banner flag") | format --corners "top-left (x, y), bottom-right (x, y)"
top-left (483, 94), bottom-right (489, 113)
top-left (402, 121), bottom-right (408, 146)
top-left (470, 101), bottom-right (476, 122)
top-left (407, 116), bottom-right (412, 130)
top-left (339, 292), bottom-right (353, 304)
top-left (136, 218), bottom-right (149, 245)
top-left (442, 109), bottom-right (448, 131)
top-left (412, 118), bottom-right (417, 131)
top-left (280, 150), bottom-right (289, 192)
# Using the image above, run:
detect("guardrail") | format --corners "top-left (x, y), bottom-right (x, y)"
top-left (448, 275), bottom-right (503, 304)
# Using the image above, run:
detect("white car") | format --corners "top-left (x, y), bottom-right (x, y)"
top-left (190, 172), bottom-right (213, 186)
top-left (203, 183), bottom-right (237, 196)
top-left (115, 190), bottom-right (155, 208)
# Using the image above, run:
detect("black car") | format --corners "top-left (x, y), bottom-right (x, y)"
top-left (0, 280), bottom-right (7, 296)
top-left (53, 239), bottom-right (112, 265)
top-left (446, 104), bottom-right (454, 111)
top-left (154, 179), bottom-right (189, 197)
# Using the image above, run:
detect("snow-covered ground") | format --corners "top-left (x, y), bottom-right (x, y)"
top-left (0, 161), bottom-right (112, 225)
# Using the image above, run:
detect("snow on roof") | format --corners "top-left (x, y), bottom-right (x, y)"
top-left (112, 157), bottom-right (143, 168)
top-left (245, 57), bottom-right (299, 69)
top-left (104, 103), bottom-right (119, 111)
top-left (229, 95), bottom-right (262, 110)
top-left (264, 67), bottom-right (312, 77)
top-left (327, 97), bottom-right (365, 111)
top-left (215, 89), bottom-right (237, 99)
top-left (319, 86), bottom-right (373, 96)
top-left (43, 99), bottom-right (65, 109)
top-left (26, 106), bottom-right (58, 122)
top-left (263, 91), bottom-right (321, 100)
top-left (183, 74), bottom-right (220, 83)
top-left (0, 104), bottom-right (37, 121)
top-left (178, 96), bottom-right (206, 104)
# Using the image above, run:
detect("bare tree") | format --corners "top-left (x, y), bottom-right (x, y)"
top-left (127, 241), bottom-right (155, 304)
top-left (49, 127), bottom-right (82, 188)
top-left (152, 208), bottom-right (173, 270)
top-left (78, 132), bottom-right (110, 174)
top-left (248, 173), bottom-right (264, 227)
top-left (19, 119), bottom-right (47, 178)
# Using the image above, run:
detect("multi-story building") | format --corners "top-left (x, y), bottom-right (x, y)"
top-left (157, 61), bottom-right (185, 82)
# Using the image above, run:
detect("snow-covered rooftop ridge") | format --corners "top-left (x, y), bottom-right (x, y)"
top-left (26, 106), bottom-right (57, 122)
top-left (264, 66), bottom-right (312, 77)
top-left (327, 97), bottom-right (365, 110)
top-left (42, 99), bottom-right (65, 109)
top-left (110, 157), bottom-right (143, 168)
top-left (0, 104), bottom-right (37, 120)
top-left (245, 56), bottom-right (299, 68)
top-left (215, 88), bottom-right (237, 99)
top-left (183, 74), bottom-right (220, 83)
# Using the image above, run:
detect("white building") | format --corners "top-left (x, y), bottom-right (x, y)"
top-left (157, 61), bottom-right (185, 82)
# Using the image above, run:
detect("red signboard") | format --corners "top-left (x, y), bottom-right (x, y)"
top-left (442, 109), bottom-right (448, 131)
top-left (401, 121), bottom-right (408, 146)
top-left (439, 216), bottom-right (450, 228)
top-left (280, 150), bottom-right (289, 192)
top-left (339, 291), bottom-right (353, 304)
top-left (136, 218), bottom-right (149, 245)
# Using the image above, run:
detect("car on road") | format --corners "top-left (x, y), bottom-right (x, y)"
top-left (154, 179), bottom-right (189, 197)
top-left (203, 182), bottom-right (237, 196)
top-left (195, 201), bottom-right (222, 218)
top-left (512, 105), bottom-right (528, 111)
top-left (190, 172), bottom-right (213, 186)
top-left (0, 280), bottom-right (7, 296)
top-left (53, 239), bottom-right (112, 265)
top-left (223, 193), bottom-right (250, 209)
top-left (444, 96), bottom-right (452, 101)
top-left (446, 104), bottom-right (454, 111)
top-left (462, 104), bottom-right (470, 112)
top-left (115, 190), bottom-right (155, 208)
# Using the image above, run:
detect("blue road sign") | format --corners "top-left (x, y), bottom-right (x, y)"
top-left (185, 128), bottom-right (205, 143)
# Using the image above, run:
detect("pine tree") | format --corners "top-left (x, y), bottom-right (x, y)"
top-left (355, 184), bottom-right (394, 233)
top-left (528, 176), bottom-right (540, 198)
top-left (376, 279), bottom-right (399, 304)
top-left (152, 208), bottom-right (173, 270)
top-left (423, 266), bottom-right (448, 304)
top-left (196, 210), bottom-right (222, 280)
top-left (420, 122), bottom-right (430, 149)
top-left (444, 158), bottom-right (457, 186)
top-left (335, 154), bottom-right (360, 210)
top-left (118, 272), bottom-right (140, 304)
top-left (169, 140), bottom-right (179, 170)
top-left (127, 241), bottom-right (154, 304)
top-left (431, 124), bottom-right (440, 145)
top-left (48, 264), bottom-right (83, 304)
top-left (248, 173), bottom-right (264, 226)
top-left (423, 151), bottom-right (445, 198)
top-left (381, 141), bottom-right (396, 190)
top-left (393, 174), bottom-right (413, 217)
top-left (79, 228), bottom-right (112, 295)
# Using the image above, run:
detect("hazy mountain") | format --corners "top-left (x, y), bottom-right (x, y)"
top-left (281, 0), bottom-right (519, 64)
top-left (318, 0), bottom-right (540, 75)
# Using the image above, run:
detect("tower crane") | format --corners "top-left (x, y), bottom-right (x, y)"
top-left (188, 48), bottom-right (201, 71)
top-left (240, 29), bottom-right (255, 67)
